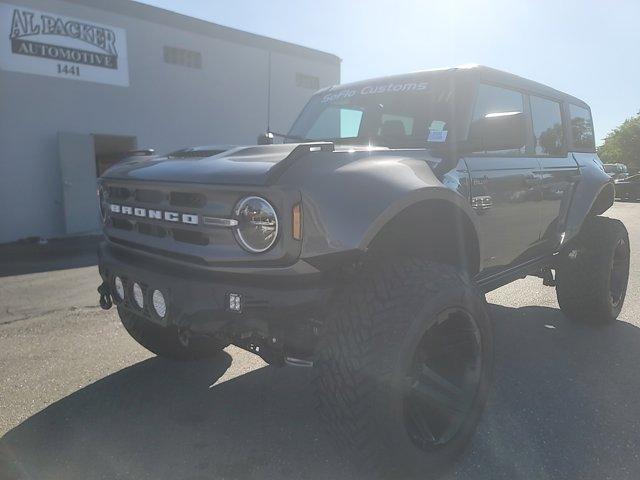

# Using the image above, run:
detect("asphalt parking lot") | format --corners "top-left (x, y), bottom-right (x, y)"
top-left (1, 202), bottom-right (639, 480)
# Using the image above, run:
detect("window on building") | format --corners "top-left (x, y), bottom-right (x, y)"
top-left (469, 84), bottom-right (526, 154)
top-left (296, 73), bottom-right (320, 90)
top-left (305, 106), bottom-right (363, 140)
top-left (530, 96), bottom-right (564, 156)
top-left (163, 46), bottom-right (202, 69)
top-left (569, 104), bottom-right (595, 151)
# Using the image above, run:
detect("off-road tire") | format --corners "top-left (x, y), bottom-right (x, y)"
top-left (315, 258), bottom-right (494, 479)
top-left (556, 216), bottom-right (630, 324)
top-left (118, 307), bottom-right (228, 360)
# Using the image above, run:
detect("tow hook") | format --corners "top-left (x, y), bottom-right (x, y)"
top-left (98, 282), bottom-right (113, 310)
top-left (540, 267), bottom-right (556, 287)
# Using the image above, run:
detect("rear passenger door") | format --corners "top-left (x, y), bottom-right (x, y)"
top-left (529, 96), bottom-right (581, 252)
top-left (463, 84), bottom-right (543, 272)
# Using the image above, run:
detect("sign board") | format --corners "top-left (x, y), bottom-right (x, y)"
top-left (0, 3), bottom-right (129, 86)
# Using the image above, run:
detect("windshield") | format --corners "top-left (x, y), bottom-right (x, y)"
top-left (288, 78), bottom-right (454, 148)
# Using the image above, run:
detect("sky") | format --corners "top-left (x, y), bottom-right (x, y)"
top-left (138, 0), bottom-right (640, 145)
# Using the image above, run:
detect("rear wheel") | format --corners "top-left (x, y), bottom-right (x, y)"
top-left (118, 307), bottom-right (228, 360)
top-left (315, 259), bottom-right (493, 478)
top-left (556, 216), bottom-right (630, 324)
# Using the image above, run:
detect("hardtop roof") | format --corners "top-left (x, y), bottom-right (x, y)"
top-left (323, 64), bottom-right (589, 109)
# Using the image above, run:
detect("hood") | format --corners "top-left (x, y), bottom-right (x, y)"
top-left (101, 143), bottom-right (333, 186)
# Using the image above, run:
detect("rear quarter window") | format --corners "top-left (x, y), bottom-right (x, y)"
top-left (569, 104), bottom-right (595, 151)
top-left (530, 96), bottom-right (564, 156)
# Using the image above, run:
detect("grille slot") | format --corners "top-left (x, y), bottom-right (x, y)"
top-left (135, 189), bottom-right (164, 203)
top-left (172, 228), bottom-right (209, 246)
top-left (112, 218), bottom-right (133, 231)
top-left (108, 187), bottom-right (131, 200)
top-left (170, 191), bottom-right (206, 208)
top-left (137, 222), bottom-right (167, 238)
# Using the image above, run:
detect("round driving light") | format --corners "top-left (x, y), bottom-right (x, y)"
top-left (132, 282), bottom-right (144, 309)
top-left (152, 290), bottom-right (167, 318)
top-left (233, 196), bottom-right (279, 253)
top-left (114, 276), bottom-right (125, 300)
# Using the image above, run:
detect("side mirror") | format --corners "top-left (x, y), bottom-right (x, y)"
top-left (257, 132), bottom-right (274, 145)
top-left (468, 111), bottom-right (526, 152)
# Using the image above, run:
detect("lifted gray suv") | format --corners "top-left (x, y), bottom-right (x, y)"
top-left (97, 65), bottom-right (630, 477)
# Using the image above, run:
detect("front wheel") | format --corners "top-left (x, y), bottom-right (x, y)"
top-left (118, 307), bottom-right (228, 360)
top-left (555, 216), bottom-right (630, 324)
top-left (315, 259), bottom-right (494, 478)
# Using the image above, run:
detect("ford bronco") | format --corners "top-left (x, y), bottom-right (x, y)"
top-left (96, 65), bottom-right (630, 477)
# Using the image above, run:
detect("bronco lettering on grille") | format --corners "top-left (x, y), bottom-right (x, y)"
top-left (109, 204), bottom-right (198, 225)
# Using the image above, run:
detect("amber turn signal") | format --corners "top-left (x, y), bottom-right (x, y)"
top-left (292, 203), bottom-right (303, 240)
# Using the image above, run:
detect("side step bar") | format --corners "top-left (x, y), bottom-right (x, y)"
top-left (475, 254), bottom-right (555, 293)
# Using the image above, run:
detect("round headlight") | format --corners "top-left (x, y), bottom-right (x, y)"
top-left (233, 196), bottom-right (279, 253)
top-left (152, 290), bottom-right (167, 318)
top-left (114, 276), bottom-right (125, 300)
top-left (132, 282), bottom-right (144, 309)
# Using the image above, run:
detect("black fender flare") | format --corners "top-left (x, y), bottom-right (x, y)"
top-left (563, 157), bottom-right (615, 245)
top-left (360, 186), bottom-right (480, 247)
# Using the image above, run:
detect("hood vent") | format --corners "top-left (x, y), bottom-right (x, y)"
top-left (167, 148), bottom-right (230, 158)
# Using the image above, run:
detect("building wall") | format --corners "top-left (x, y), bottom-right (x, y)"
top-left (0, 0), bottom-right (340, 243)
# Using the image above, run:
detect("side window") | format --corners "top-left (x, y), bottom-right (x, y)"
top-left (470, 84), bottom-right (525, 154)
top-left (569, 104), bottom-right (595, 151)
top-left (305, 106), bottom-right (363, 140)
top-left (530, 96), bottom-right (564, 156)
top-left (378, 113), bottom-right (414, 137)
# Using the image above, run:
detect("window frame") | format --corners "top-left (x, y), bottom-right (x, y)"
top-left (567, 103), bottom-right (596, 153)
top-left (527, 94), bottom-right (567, 158)
top-left (465, 81), bottom-right (534, 158)
top-left (466, 81), bottom-right (576, 159)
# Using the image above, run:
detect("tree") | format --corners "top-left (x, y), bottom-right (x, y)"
top-left (597, 112), bottom-right (640, 172)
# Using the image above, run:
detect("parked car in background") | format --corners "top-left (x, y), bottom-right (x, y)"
top-left (615, 173), bottom-right (640, 201)
top-left (604, 163), bottom-right (629, 181)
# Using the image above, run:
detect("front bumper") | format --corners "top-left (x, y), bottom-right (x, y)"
top-left (98, 240), bottom-right (331, 336)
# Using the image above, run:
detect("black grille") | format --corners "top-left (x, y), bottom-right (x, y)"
top-left (108, 187), bottom-right (131, 200)
top-left (170, 192), bottom-right (206, 208)
top-left (137, 222), bottom-right (167, 238)
top-left (135, 189), bottom-right (164, 203)
top-left (172, 228), bottom-right (209, 246)
top-left (112, 218), bottom-right (133, 231)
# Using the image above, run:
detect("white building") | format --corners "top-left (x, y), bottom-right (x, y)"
top-left (0, 0), bottom-right (340, 243)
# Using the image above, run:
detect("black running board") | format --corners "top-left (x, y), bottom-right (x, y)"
top-left (475, 254), bottom-right (555, 293)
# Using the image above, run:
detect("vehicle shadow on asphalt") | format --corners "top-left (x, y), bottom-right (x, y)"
top-left (0, 236), bottom-right (100, 278)
top-left (2, 305), bottom-right (640, 480)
